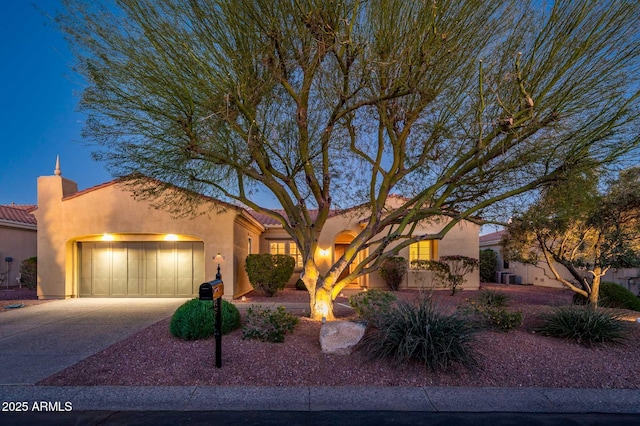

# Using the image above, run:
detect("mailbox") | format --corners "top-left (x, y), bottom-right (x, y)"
top-left (199, 282), bottom-right (213, 300)
top-left (198, 280), bottom-right (223, 368)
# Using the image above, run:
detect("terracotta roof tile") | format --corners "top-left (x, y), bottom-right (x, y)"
top-left (0, 205), bottom-right (37, 225)
top-left (479, 230), bottom-right (506, 244)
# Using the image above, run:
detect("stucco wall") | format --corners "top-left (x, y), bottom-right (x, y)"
top-left (258, 209), bottom-right (481, 292)
top-left (0, 225), bottom-right (37, 288)
top-left (35, 175), bottom-right (250, 299)
top-left (479, 241), bottom-right (568, 288)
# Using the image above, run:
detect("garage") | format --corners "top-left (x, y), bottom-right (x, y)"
top-left (78, 241), bottom-right (205, 297)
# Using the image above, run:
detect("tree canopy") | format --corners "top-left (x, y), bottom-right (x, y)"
top-left (502, 167), bottom-right (640, 306)
top-left (58, 0), bottom-right (640, 318)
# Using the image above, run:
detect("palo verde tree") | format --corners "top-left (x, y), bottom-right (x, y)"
top-left (58, 0), bottom-right (640, 319)
top-left (502, 168), bottom-right (640, 307)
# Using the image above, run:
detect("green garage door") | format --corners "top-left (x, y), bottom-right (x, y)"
top-left (79, 241), bottom-right (205, 297)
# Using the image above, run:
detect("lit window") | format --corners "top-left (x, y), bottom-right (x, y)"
top-left (269, 242), bottom-right (286, 255)
top-left (289, 243), bottom-right (303, 267)
top-left (409, 240), bottom-right (437, 268)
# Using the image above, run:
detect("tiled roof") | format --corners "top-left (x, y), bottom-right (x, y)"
top-left (479, 230), bottom-right (506, 244)
top-left (247, 209), bottom-right (321, 227)
top-left (0, 204), bottom-right (37, 226)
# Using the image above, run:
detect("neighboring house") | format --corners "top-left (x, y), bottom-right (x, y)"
top-left (0, 204), bottom-right (37, 289)
top-left (480, 230), bottom-right (576, 289)
top-left (34, 162), bottom-right (480, 299)
top-left (480, 231), bottom-right (604, 288)
top-left (480, 230), bottom-right (640, 295)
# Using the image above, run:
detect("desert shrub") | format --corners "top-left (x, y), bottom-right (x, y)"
top-left (242, 305), bottom-right (299, 343)
top-left (245, 254), bottom-right (295, 297)
top-left (358, 296), bottom-right (478, 371)
top-left (460, 290), bottom-right (522, 331)
top-left (378, 257), bottom-right (407, 291)
top-left (572, 282), bottom-right (640, 311)
top-left (348, 289), bottom-right (397, 325)
top-left (599, 282), bottom-right (640, 311)
top-left (411, 256), bottom-right (478, 295)
top-left (19, 257), bottom-right (37, 290)
top-left (476, 307), bottom-right (523, 331)
top-left (536, 306), bottom-right (627, 346)
top-left (170, 298), bottom-right (241, 340)
top-left (295, 278), bottom-right (306, 291)
top-left (479, 249), bottom-right (498, 283)
top-left (477, 289), bottom-right (510, 307)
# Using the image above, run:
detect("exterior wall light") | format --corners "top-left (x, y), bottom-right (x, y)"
top-left (319, 248), bottom-right (331, 257)
top-left (101, 233), bottom-right (115, 241)
top-left (164, 234), bottom-right (179, 241)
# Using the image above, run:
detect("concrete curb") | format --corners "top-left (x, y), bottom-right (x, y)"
top-left (2, 385), bottom-right (639, 413)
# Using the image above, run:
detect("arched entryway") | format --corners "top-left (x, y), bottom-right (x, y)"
top-left (334, 231), bottom-right (366, 288)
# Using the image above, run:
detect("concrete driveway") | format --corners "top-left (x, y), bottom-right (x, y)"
top-left (0, 298), bottom-right (188, 385)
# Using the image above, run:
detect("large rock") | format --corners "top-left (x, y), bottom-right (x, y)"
top-left (319, 320), bottom-right (367, 355)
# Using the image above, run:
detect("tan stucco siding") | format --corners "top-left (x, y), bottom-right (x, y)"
top-left (233, 216), bottom-right (263, 297)
top-left (36, 176), bottom-right (241, 299)
top-left (258, 209), bottom-right (480, 291)
top-left (0, 225), bottom-right (37, 288)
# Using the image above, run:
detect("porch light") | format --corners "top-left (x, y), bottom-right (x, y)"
top-left (319, 248), bottom-right (330, 257)
top-left (101, 233), bottom-right (114, 241)
top-left (164, 234), bottom-right (179, 241)
top-left (213, 253), bottom-right (225, 280)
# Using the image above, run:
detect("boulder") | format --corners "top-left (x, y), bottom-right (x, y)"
top-left (319, 320), bottom-right (367, 355)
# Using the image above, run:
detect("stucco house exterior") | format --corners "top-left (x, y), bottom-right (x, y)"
top-left (34, 163), bottom-right (480, 299)
top-left (480, 230), bottom-right (640, 294)
top-left (479, 230), bottom-right (566, 288)
top-left (0, 204), bottom-right (37, 288)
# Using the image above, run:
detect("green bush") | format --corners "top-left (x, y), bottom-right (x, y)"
top-left (572, 281), bottom-right (640, 311)
top-left (600, 282), bottom-right (640, 311)
top-left (479, 249), bottom-right (498, 283)
top-left (348, 289), bottom-right (397, 325)
top-left (170, 298), bottom-right (241, 340)
top-left (19, 257), bottom-right (37, 290)
top-left (245, 254), bottom-right (295, 297)
top-left (358, 296), bottom-right (478, 371)
top-left (477, 307), bottom-right (523, 331)
top-left (378, 257), bottom-right (407, 291)
top-left (460, 290), bottom-right (522, 331)
top-left (536, 306), bottom-right (627, 346)
top-left (242, 305), bottom-right (299, 342)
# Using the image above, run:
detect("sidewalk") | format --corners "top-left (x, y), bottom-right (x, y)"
top-left (1, 385), bottom-right (640, 413)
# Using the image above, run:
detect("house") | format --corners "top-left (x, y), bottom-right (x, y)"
top-left (34, 161), bottom-right (480, 299)
top-left (0, 204), bottom-right (37, 288)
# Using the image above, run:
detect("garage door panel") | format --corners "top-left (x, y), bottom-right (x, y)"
top-left (92, 245), bottom-right (111, 296)
top-left (110, 244), bottom-right (128, 296)
top-left (176, 243), bottom-right (194, 296)
top-left (79, 241), bottom-right (204, 297)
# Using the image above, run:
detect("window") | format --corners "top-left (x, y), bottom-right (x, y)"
top-left (289, 244), bottom-right (303, 267)
top-left (409, 240), bottom-right (438, 268)
top-left (269, 242), bottom-right (286, 255)
top-left (269, 241), bottom-right (303, 268)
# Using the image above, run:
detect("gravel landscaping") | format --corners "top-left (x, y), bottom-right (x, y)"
top-left (31, 284), bottom-right (640, 389)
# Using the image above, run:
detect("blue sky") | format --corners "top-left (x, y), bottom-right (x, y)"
top-left (0, 0), bottom-right (112, 206)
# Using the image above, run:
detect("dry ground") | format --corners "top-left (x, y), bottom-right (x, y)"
top-left (31, 284), bottom-right (640, 389)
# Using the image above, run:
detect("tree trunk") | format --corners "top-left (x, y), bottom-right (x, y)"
top-left (310, 286), bottom-right (335, 321)
top-left (588, 270), bottom-right (602, 308)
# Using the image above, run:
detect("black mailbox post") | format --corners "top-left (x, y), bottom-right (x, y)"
top-left (199, 280), bottom-right (223, 368)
